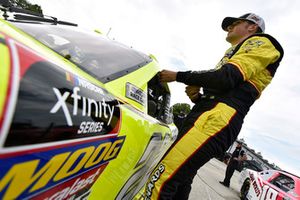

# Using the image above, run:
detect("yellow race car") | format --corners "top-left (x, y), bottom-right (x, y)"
top-left (0, 2), bottom-right (177, 200)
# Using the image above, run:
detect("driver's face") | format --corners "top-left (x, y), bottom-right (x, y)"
top-left (225, 20), bottom-right (254, 45)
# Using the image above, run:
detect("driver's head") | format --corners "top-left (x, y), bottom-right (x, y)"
top-left (222, 13), bottom-right (265, 33)
top-left (221, 13), bottom-right (265, 45)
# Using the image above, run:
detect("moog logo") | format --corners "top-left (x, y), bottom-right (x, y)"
top-left (0, 136), bottom-right (125, 200)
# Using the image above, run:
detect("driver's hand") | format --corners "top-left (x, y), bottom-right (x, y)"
top-left (159, 70), bottom-right (177, 83)
top-left (185, 86), bottom-right (200, 103)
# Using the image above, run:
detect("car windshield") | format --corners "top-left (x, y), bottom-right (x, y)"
top-left (270, 174), bottom-right (295, 193)
top-left (13, 22), bottom-right (152, 83)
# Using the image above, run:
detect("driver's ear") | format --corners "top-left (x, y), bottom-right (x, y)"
top-left (248, 24), bottom-right (258, 33)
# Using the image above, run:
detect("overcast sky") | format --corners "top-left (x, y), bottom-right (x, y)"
top-left (29, 0), bottom-right (300, 176)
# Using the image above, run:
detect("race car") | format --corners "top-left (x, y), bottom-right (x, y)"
top-left (238, 160), bottom-right (264, 172)
top-left (0, 2), bottom-right (177, 200)
top-left (239, 169), bottom-right (300, 200)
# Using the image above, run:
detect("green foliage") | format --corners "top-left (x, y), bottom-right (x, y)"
top-left (172, 103), bottom-right (191, 116)
top-left (9, 0), bottom-right (43, 14)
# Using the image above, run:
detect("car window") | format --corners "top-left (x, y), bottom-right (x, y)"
top-left (13, 22), bottom-right (152, 83)
top-left (242, 160), bottom-right (263, 171)
top-left (270, 174), bottom-right (295, 193)
top-left (147, 75), bottom-right (172, 124)
top-left (259, 170), bottom-right (276, 181)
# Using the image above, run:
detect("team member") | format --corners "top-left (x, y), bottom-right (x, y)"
top-left (144, 13), bottom-right (284, 199)
top-left (220, 143), bottom-right (246, 187)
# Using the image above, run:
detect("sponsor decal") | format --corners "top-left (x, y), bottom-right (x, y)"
top-left (65, 72), bottom-right (104, 95)
top-left (77, 121), bottom-right (105, 134)
top-left (250, 172), bottom-right (261, 197)
top-left (116, 133), bottom-right (166, 199)
top-left (242, 39), bottom-right (264, 53)
top-left (145, 163), bottom-right (165, 200)
top-left (4, 61), bottom-right (121, 147)
top-left (248, 14), bottom-right (260, 23)
top-left (0, 136), bottom-right (125, 200)
top-left (34, 166), bottom-right (105, 200)
top-left (50, 86), bottom-right (115, 126)
top-left (0, 35), bottom-right (124, 200)
top-left (126, 82), bottom-right (146, 106)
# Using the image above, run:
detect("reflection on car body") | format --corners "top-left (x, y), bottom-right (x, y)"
top-left (0, 2), bottom-right (177, 200)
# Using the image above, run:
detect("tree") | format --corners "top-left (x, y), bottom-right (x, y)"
top-left (172, 103), bottom-right (191, 116)
top-left (8, 0), bottom-right (43, 14)
top-left (172, 103), bottom-right (191, 129)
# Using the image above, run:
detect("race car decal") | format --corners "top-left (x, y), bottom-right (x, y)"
top-left (0, 37), bottom-right (121, 147)
top-left (249, 172), bottom-right (262, 197)
top-left (0, 34), bottom-right (10, 138)
top-left (116, 132), bottom-right (173, 199)
top-left (247, 171), bottom-right (279, 200)
top-left (125, 82), bottom-right (146, 106)
top-left (0, 22), bottom-right (176, 200)
top-left (0, 136), bottom-right (125, 200)
top-left (0, 33), bottom-right (125, 200)
top-left (0, 37), bottom-right (22, 148)
top-left (261, 185), bottom-right (278, 200)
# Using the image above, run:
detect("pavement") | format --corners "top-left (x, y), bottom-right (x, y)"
top-left (189, 158), bottom-right (241, 200)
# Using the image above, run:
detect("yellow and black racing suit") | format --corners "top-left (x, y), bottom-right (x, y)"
top-left (144, 33), bottom-right (284, 200)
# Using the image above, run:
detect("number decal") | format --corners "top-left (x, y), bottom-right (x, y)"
top-left (116, 132), bottom-right (170, 199)
top-left (261, 185), bottom-right (278, 200)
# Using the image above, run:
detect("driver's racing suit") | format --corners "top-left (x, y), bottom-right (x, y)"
top-left (144, 33), bottom-right (284, 200)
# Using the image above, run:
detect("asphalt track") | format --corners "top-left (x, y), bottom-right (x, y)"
top-left (189, 158), bottom-right (241, 200)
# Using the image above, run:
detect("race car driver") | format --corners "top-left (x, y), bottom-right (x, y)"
top-left (143, 13), bottom-right (284, 200)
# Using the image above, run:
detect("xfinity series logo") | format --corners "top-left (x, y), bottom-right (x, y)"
top-left (50, 86), bottom-right (115, 126)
